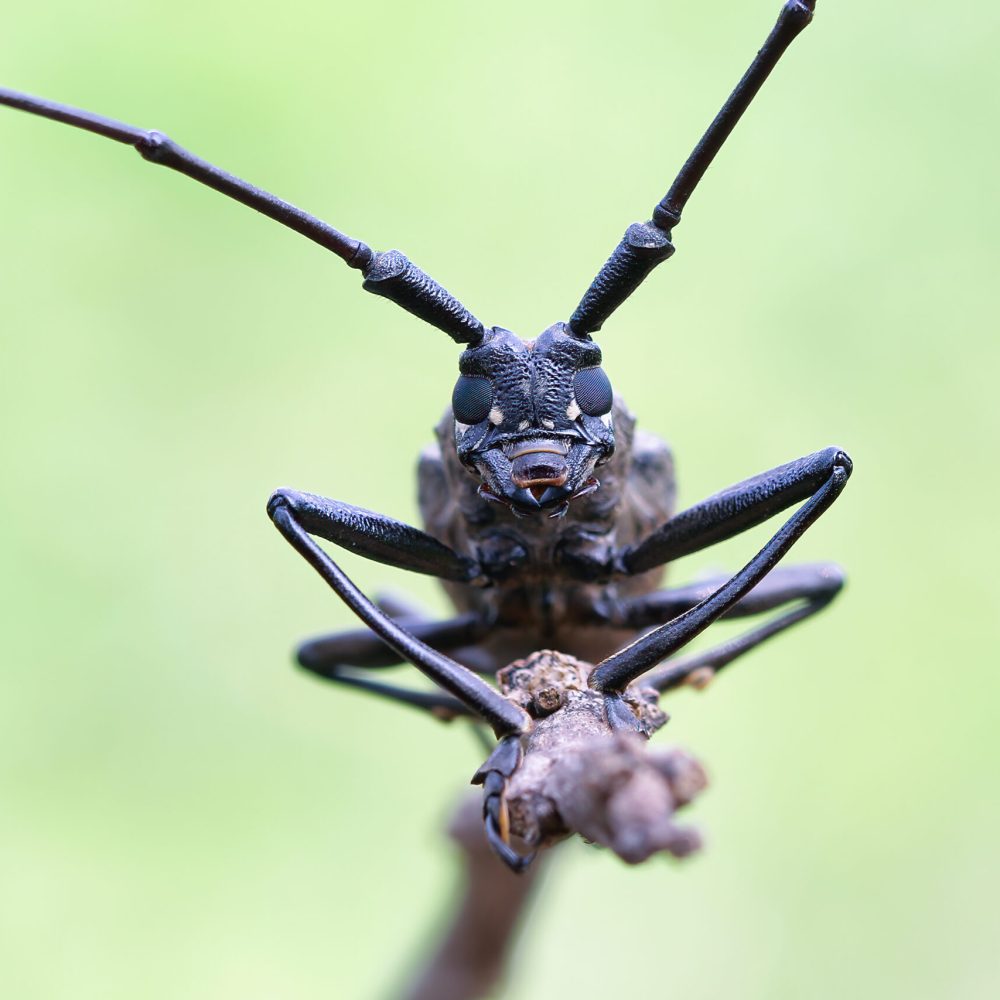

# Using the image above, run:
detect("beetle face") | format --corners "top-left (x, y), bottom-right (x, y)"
top-left (452, 323), bottom-right (615, 516)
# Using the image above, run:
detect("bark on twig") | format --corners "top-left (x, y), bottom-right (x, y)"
top-left (404, 650), bottom-right (709, 999)
top-left (498, 651), bottom-right (707, 864)
top-left (403, 794), bottom-right (546, 1000)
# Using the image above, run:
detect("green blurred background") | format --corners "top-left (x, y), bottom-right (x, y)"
top-left (1, 0), bottom-right (997, 997)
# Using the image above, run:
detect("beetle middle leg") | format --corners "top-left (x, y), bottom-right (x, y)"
top-left (616, 562), bottom-right (846, 692)
top-left (588, 447), bottom-right (852, 704)
top-left (295, 613), bottom-right (488, 721)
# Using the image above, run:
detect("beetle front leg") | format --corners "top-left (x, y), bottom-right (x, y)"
top-left (269, 496), bottom-right (528, 737)
top-left (268, 488), bottom-right (485, 583)
top-left (558, 447), bottom-right (848, 583)
top-left (621, 448), bottom-right (848, 575)
top-left (472, 735), bottom-right (536, 873)
top-left (589, 449), bottom-right (852, 695)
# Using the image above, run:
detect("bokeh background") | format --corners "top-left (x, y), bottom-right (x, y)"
top-left (2, 1), bottom-right (997, 997)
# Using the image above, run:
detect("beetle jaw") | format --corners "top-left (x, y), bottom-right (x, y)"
top-left (469, 436), bottom-right (607, 517)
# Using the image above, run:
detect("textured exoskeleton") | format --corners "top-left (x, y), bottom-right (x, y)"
top-left (1, 0), bottom-right (850, 870)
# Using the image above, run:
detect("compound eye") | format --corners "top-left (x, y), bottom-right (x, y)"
top-left (452, 376), bottom-right (493, 424)
top-left (573, 367), bottom-right (613, 416)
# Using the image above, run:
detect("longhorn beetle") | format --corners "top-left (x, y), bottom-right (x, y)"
top-left (2, 0), bottom-right (851, 870)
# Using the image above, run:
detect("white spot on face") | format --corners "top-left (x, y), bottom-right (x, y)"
top-left (541, 419), bottom-right (555, 430)
top-left (566, 400), bottom-right (581, 421)
top-left (600, 413), bottom-right (613, 429)
top-left (489, 407), bottom-right (504, 426)
top-left (454, 420), bottom-right (471, 434)
top-left (518, 420), bottom-right (530, 431)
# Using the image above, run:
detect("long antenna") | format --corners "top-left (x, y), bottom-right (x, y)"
top-left (0, 87), bottom-right (485, 344)
top-left (569, 0), bottom-right (817, 336)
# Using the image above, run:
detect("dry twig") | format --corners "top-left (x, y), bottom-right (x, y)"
top-left (405, 650), bottom-right (709, 998)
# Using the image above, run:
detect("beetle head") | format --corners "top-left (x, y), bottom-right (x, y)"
top-left (451, 323), bottom-right (615, 516)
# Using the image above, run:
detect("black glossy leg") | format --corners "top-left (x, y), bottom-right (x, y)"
top-left (647, 596), bottom-right (835, 694)
top-left (373, 590), bottom-right (433, 622)
top-left (631, 563), bottom-right (845, 692)
top-left (616, 562), bottom-right (845, 629)
top-left (589, 450), bottom-right (851, 693)
top-left (0, 88), bottom-right (485, 343)
top-left (559, 448), bottom-right (847, 586)
top-left (268, 496), bottom-right (528, 738)
top-left (623, 447), bottom-right (847, 575)
top-left (569, 1), bottom-right (817, 334)
top-left (268, 488), bottom-right (483, 583)
top-left (314, 669), bottom-right (476, 720)
top-left (298, 613), bottom-right (484, 671)
top-left (296, 613), bottom-right (486, 721)
top-left (472, 736), bottom-right (535, 873)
